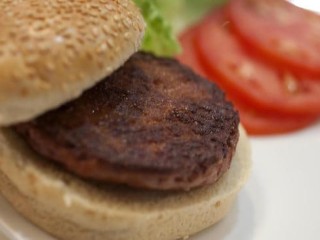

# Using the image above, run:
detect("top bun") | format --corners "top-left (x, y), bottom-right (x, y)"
top-left (0, 0), bottom-right (145, 126)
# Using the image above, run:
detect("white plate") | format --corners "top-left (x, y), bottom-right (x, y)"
top-left (1, 121), bottom-right (320, 240)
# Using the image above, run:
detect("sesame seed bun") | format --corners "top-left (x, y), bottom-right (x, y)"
top-left (0, 0), bottom-right (145, 126)
top-left (0, 126), bottom-right (251, 240)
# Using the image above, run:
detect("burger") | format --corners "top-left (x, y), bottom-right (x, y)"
top-left (0, 0), bottom-right (251, 240)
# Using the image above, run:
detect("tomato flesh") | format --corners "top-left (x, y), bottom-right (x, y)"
top-left (227, 0), bottom-right (320, 78)
top-left (195, 10), bottom-right (320, 116)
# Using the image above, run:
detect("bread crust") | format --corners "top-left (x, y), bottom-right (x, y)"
top-left (0, 0), bottom-right (145, 126)
top-left (0, 126), bottom-right (251, 240)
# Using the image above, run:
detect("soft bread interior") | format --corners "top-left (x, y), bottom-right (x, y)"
top-left (0, 126), bottom-right (251, 240)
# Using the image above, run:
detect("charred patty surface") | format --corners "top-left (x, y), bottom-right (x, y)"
top-left (14, 52), bottom-right (240, 190)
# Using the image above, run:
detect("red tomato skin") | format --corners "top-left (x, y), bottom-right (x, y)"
top-left (232, 98), bottom-right (319, 135)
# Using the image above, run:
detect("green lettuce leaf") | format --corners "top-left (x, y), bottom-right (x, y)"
top-left (134, 0), bottom-right (228, 56)
top-left (134, 0), bottom-right (181, 57)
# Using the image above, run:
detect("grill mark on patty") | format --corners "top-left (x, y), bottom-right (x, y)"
top-left (14, 52), bottom-right (240, 190)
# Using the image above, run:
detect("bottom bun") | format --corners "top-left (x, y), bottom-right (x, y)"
top-left (0, 126), bottom-right (251, 240)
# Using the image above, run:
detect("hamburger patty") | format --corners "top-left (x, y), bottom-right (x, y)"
top-left (14, 52), bottom-right (240, 190)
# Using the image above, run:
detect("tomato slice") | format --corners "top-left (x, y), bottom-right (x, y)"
top-left (176, 25), bottom-right (207, 77)
top-left (227, 0), bottom-right (320, 78)
top-left (232, 98), bottom-right (319, 135)
top-left (195, 9), bottom-right (320, 116)
top-left (176, 22), bottom-right (319, 135)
